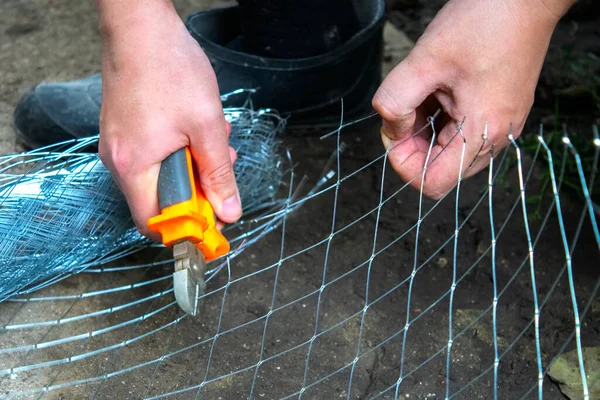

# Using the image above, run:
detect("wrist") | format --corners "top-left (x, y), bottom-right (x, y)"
top-left (97, 0), bottom-right (179, 45)
top-left (97, 0), bottom-right (186, 75)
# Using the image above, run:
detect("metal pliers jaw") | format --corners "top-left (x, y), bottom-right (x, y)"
top-left (173, 241), bottom-right (207, 316)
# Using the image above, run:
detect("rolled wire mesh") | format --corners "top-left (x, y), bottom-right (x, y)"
top-left (0, 97), bottom-right (287, 302)
top-left (0, 110), bottom-right (598, 399)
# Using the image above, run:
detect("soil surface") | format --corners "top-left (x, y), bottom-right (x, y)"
top-left (0, 1), bottom-right (598, 399)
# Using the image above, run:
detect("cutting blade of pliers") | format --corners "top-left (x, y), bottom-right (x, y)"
top-left (172, 240), bottom-right (206, 316)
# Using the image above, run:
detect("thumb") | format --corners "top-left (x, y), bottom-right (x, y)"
top-left (191, 113), bottom-right (242, 224)
top-left (372, 52), bottom-right (439, 140)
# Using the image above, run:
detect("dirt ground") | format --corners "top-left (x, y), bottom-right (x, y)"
top-left (0, 1), bottom-right (599, 399)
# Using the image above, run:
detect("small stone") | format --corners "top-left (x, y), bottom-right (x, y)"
top-left (436, 257), bottom-right (448, 267)
top-left (548, 347), bottom-right (600, 399)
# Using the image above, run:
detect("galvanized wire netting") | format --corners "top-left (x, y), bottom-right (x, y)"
top-left (0, 97), bottom-right (287, 302)
top-left (0, 112), bottom-right (598, 400)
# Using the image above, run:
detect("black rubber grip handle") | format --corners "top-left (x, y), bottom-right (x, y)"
top-left (158, 148), bottom-right (193, 210)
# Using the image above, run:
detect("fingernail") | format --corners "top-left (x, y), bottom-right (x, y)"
top-left (381, 123), bottom-right (396, 140)
top-left (381, 131), bottom-right (392, 150)
top-left (221, 193), bottom-right (242, 221)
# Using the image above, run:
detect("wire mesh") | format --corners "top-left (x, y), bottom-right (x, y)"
top-left (0, 111), bottom-right (598, 400)
top-left (0, 97), bottom-right (287, 302)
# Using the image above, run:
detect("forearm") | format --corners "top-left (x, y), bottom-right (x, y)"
top-left (96, 0), bottom-right (188, 78)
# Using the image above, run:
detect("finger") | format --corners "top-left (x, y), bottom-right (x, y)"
top-left (119, 167), bottom-right (163, 241)
top-left (225, 120), bottom-right (231, 137)
top-left (382, 128), bottom-right (435, 193)
top-left (386, 119), bottom-right (486, 200)
top-left (190, 110), bottom-right (242, 224)
top-left (226, 122), bottom-right (237, 166)
top-left (213, 147), bottom-right (239, 231)
top-left (226, 120), bottom-right (237, 166)
top-left (372, 52), bottom-right (440, 141)
top-left (227, 121), bottom-right (239, 215)
top-left (229, 146), bottom-right (237, 165)
top-left (99, 135), bottom-right (166, 241)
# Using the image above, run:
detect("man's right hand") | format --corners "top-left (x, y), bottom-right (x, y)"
top-left (96, 0), bottom-right (241, 240)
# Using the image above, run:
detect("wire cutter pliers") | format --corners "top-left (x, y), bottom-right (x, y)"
top-left (147, 147), bottom-right (230, 315)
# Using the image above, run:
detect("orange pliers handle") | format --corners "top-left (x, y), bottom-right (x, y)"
top-left (146, 147), bottom-right (230, 261)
